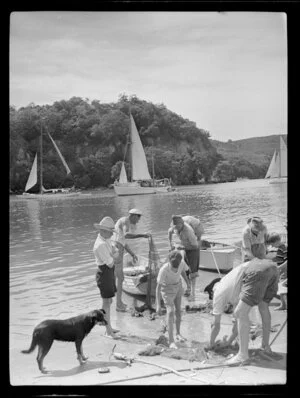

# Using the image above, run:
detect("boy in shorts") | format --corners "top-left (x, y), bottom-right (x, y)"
top-left (93, 216), bottom-right (120, 339)
top-left (156, 250), bottom-right (191, 349)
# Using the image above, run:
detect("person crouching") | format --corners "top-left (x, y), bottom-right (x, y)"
top-left (156, 250), bottom-right (191, 349)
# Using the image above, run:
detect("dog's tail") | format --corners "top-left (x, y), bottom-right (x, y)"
top-left (21, 331), bottom-right (39, 354)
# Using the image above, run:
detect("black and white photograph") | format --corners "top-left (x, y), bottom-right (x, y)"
top-left (9, 11), bottom-right (287, 386)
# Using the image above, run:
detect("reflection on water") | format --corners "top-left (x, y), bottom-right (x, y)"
top-left (9, 179), bottom-right (287, 347)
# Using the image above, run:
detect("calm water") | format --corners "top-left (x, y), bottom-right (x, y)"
top-left (9, 179), bottom-right (287, 348)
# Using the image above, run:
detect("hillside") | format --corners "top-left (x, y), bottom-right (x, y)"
top-left (211, 135), bottom-right (288, 166)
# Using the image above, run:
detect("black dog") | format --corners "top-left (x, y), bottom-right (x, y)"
top-left (21, 309), bottom-right (107, 373)
top-left (204, 278), bottom-right (221, 300)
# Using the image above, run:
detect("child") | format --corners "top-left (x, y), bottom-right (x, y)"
top-left (93, 216), bottom-right (120, 338)
top-left (156, 250), bottom-right (191, 349)
top-left (266, 232), bottom-right (288, 311)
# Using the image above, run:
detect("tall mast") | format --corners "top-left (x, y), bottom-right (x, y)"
top-left (278, 136), bottom-right (281, 178)
top-left (128, 105), bottom-right (132, 182)
top-left (151, 142), bottom-right (155, 186)
top-left (40, 120), bottom-right (43, 194)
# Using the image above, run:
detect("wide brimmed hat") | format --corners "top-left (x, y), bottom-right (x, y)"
top-left (94, 216), bottom-right (116, 232)
top-left (129, 208), bottom-right (143, 216)
top-left (171, 215), bottom-right (184, 226)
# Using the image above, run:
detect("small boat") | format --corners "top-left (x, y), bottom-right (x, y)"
top-left (114, 113), bottom-right (174, 196)
top-left (199, 241), bottom-right (241, 273)
top-left (21, 120), bottom-right (81, 199)
top-left (122, 242), bottom-right (241, 297)
top-left (265, 136), bottom-right (287, 184)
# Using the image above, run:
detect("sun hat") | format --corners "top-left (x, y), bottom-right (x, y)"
top-left (129, 208), bottom-right (143, 216)
top-left (94, 216), bottom-right (116, 231)
top-left (171, 215), bottom-right (184, 226)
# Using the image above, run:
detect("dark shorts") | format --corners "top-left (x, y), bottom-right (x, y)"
top-left (184, 249), bottom-right (200, 276)
top-left (96, 264), bottom-right (117, 299)
top-left (240, 259), bottom-right (279, 307)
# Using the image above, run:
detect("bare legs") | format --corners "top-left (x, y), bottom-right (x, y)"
top-left (258, 301), bottom-right (272, 351)
top-left (167, 289), bottom-right (185, 348)
top-left (102, 298), bottom-right (117, 338)
top-left (227, 300), bottom-right (251, 364)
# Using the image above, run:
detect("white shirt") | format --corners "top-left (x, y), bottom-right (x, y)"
top-left (93, 234), bottom-right (114, 266)
top-left (113, 216), bottom-right (137, 246)
top-left (157, 261), bottom-right (189, 288)
top-left (212, 261), bottom-right (250, 315)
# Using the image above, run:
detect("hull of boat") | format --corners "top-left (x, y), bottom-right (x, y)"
top-left (199, 246), bottom-right (239, 273)
top-left (20, 191), bottom-right (82, 199)
top-left (268, 177), bottom-right (287, 184)
top-left (114, 183), bottom-right (157, 196)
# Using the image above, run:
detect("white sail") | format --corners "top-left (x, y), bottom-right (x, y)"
top-left (279, 136), bottom-right (287, 177)
top-left (119, 161), bottom-right (128, 183)
top-left (25, 153), bottom-right (38, 192)
top-left (265, 150), bottom-right (279, 179)
top-left (47, 131), bottom-right (71, 175)
top-left (130, 114), bottom-right (152, 181)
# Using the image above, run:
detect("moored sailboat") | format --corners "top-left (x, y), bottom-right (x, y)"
top-left (114, 113), bottom-right (174, 196)
top-left (265, 136), bottom-right (287, 184)
top-left (22, 121), bottom-right (80, 198)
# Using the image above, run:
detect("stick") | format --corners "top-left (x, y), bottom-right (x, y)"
top-left (210, 247), bottom-right (222, 278)
top-left (270, 319), bottom-right (287, 347)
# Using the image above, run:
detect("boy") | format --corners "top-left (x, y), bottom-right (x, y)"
top-left (93, 216), bottom-right (120, 339)
top-left (156, 250), bottom-right (191, 349)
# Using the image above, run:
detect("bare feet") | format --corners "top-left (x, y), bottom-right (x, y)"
top-left (169, 342), bottom-right (178, 349)
top-left (226, 354), bottom-right (249, 365)
top-left (175, 334), bottom-right (186, 343)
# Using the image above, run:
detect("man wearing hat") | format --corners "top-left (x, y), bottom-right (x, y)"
top-left (113, 208), bottom-right (151, 311)
top-left (93, 216), bottom-right (120, 339)
top-left (168, 215), bottom-right (202, 301)
top-left (242, 217), bottom-right (268, 262)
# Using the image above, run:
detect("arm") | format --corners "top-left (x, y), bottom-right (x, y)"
top-left (181, 268), bottom-right (191, 291)
top-left (242, 231), bottom-right (253, 260)
top-left (156, 283), bottom-right (162, 314)
top-left (209, 314), bottom-right (222, 348)
top-left (168, 227), bottom-right (174, 250)
top-left (225, 318), bottom-right (238, 346)
top-left (124, 243), bottom-right (138, 263)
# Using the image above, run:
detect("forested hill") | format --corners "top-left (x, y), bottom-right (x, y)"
top-left (10, 94), bottom-right (278, 192)
top-left (10, 95), bottom-right (221, 192)
top-left (211, 135), bottom-right (288, 166)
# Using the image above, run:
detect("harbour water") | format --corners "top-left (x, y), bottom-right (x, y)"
top-left (9, 179), bottom-right (287, 351)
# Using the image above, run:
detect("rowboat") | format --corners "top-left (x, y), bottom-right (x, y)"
top-left (122, 242), bottom-right (241, 297)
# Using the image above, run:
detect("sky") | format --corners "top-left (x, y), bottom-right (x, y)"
top-left (9, 11), bottom-right (287, 142)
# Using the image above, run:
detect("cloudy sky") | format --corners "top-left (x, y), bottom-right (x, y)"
top-left (10, 11), bottom-right (287, 141)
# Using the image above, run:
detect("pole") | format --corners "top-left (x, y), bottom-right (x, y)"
top-left (40, 120), bottom-right (43, 194)
top-left (210, 247), bottom-right (222, 278)
top-left (151, 143), bottom-right (155, 187)
top-left (270, 318), bottom-right (287, 347)
top-left (128, 107), bottom-right (132, 182)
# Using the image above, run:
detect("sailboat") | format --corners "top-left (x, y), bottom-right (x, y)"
top-left (22, 121), bottom-right (80, 198)
top-left (114, 114), bottom-right (174, 196)
top-left (265, 136), bottom-right (287, 184)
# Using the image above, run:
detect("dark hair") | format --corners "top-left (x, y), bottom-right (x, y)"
top-left (266, 232), bottom-right (281, 245)
top-left (168, 250), bottom-right (182, 266)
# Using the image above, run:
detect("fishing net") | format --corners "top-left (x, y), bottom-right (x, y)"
top-left (148, 236), bottom-right (161, 271)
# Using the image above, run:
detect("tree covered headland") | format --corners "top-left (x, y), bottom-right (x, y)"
top-left (10, 94), bottom-right (268, 192)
